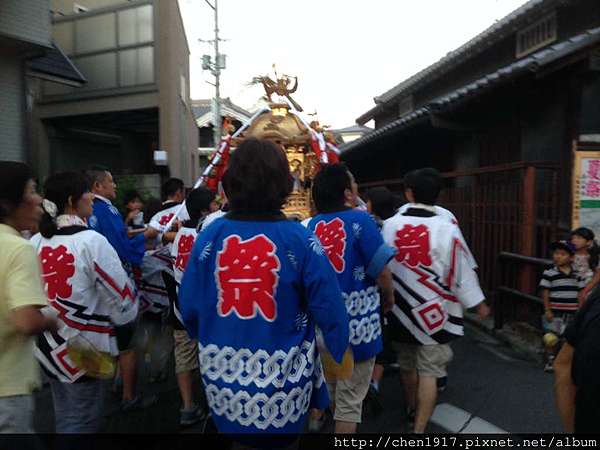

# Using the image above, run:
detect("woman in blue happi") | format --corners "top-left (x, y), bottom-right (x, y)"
top-left (179, 138), bottom-right (349, 442)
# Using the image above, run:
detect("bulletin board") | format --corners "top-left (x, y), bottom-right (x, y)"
top-left (572, 149), bottom-right (600, 236)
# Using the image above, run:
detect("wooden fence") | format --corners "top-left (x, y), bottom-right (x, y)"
top-left (360, 161), bottom-right (561, 327)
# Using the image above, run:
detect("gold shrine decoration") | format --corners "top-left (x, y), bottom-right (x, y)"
top-left (250, 67), bottom-right (304, 112)
top-left (283, 149), bottom-right (319, 220)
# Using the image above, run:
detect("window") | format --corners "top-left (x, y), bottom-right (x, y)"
top-left (180, 74), bottom-right (187, 103)
top-left (75, 53), bottom-right (117, 89)
top-left (516, 13), bottom-right (557, 58)
top-left (118, 46), bottom-right (154, 86)
top-left (75, 13), bottom-right (116, 53)
top-left (52, 22), bottom-right (74, 55)
top-left (118, 5), bottom-right (154, 46)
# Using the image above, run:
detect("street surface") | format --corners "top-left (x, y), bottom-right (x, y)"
top-left (33, 323), bottom-right (562, 434)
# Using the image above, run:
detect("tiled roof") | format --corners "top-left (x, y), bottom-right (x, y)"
top-left (330, 124), bottom-right (373, 134)
top-left (27, 41), bottom-right (86, 86)
top-left (343, 27), bottom-right (600, 155)
top-left (191, 98), bottom-right (252, 123)
top-left (357, 0), bottom-right (561, 124)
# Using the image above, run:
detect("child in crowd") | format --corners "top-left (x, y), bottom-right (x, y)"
top-left (570, 227), bottom-right (599, 296)
top-left (123, 190), bottom-right (145, 234)
top-left (540, 240), bottom-right (584, 372)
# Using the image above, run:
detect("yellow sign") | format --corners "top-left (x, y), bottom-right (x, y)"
top-left (572, 149), bottom-right (600, 234)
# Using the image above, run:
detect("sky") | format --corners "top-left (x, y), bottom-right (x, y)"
top-left (178, 0), bottom-right (530, 128)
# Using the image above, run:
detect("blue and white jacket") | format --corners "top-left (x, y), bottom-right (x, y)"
top-left (179, 212), bottom-right (349, 434)
top-left (307, 208), bottom-right (396, 361)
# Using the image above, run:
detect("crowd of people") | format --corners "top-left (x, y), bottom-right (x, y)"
top-left (0, 137), bottom-right (597, 442)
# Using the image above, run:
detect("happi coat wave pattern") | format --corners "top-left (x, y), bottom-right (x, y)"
top-left (307, 208), bottom-right (396, 361)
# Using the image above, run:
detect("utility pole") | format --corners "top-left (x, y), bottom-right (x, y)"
top-left (201, 0), bottom-right (226, 149)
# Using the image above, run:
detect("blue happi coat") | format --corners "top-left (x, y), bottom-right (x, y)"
top-left (307, 208), bottom-right (396, 361)
top-left (179, 213), bottom-right (349, 434)
top-left (89, 197), bottom-right (145, 267)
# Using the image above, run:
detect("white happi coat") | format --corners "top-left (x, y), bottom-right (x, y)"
top-left (31, 219), bottom-right (138, 382)
top-left (137, 246), bottom-right (173, 314)
top-left (382, 207), bottom-right (484, 345)
top-left (398, 203), bottom-right (477, 269)
top-left (171, 225), bottom-right (198, 286)
top-left (170, 225), bottom-right (198, 327)
top-left (148, 202), bottom-right (189, 234)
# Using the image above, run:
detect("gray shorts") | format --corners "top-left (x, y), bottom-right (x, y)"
top-left (394, 343), bottom-right (453, 378)
top-left (326, 357), bottom-right (376, 424)
top-left (0, 394), bottom-right (34, 433)
top-left (50, 378), bottom-right (109, 433)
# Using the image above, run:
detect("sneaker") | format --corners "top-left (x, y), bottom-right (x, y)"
top-left (544, 358), bottom-right (555, 373)
top-left (180, 404), bottom-right (207, 427)
top-left (437, 376), bottom-right (448, 393)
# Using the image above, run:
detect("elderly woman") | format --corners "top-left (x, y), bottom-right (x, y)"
top-left (0, 162), bottom-right (54, 433)
top-left (179, 138), bottom-right (349, 445)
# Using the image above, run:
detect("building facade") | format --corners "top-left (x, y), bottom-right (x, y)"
top-left (31, 0), bottom-right (198, 184)
top-left (0, 0), bottom-right (53, 162)
top-left (343, 0), bottom-right (600, 318)
top-left (191, 97), bottom-right (251, 173)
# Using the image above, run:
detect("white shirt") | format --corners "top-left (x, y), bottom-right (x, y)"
top-left (201, 209), bottom-right (227, 231)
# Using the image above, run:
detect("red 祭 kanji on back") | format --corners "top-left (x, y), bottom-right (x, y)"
top-left (159, 213), bottom-right (175, 226)
top-left (40, 245), bottom-right (76, 300)
top-left (394, 224), bottom-right (432, 268)
top-left (314, 218), bottom-right (347, 273)
top-left (175, 234), bottom-right (195, 271)
top-left (216, 234), bottom-right (281, 321)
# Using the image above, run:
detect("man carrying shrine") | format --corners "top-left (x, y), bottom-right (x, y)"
top-left (85, 166), bottom-right (155, 410)
top-left (170, 186), bottom-right (216, 426)
top-left (307, 164), bottom-right (396, 434)
top-left (85, 166), bottom-right (157, 267)
top-left (381, 168), bottom-right (490, 433)
top-left (147, 177), bottom-right (189, 247)
top-left (179, 138), bottom-right (348, 446)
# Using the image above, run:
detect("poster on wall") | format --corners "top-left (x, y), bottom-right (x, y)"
top-left (572, 150), bottom-right (600, 236)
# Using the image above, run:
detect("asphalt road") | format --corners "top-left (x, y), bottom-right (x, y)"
top-left (32, 323), bottom-right (562, 434)
top-left (359, 323), bottom-right (562, 434)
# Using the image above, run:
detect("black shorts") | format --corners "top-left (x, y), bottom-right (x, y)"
top-left (115, 321), bottom-right (137, 352)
